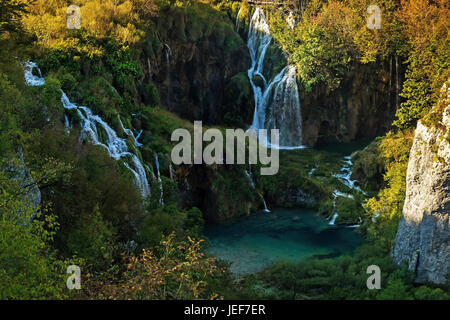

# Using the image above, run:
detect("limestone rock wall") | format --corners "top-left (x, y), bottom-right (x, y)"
top-left (392, 84), bottom-right (450, 284)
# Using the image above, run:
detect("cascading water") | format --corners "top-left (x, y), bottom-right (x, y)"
top-left (118, 115), bottom-right (143, 147)
top-left (235, 7), bottom-right (242, 32)
top-left (329, 155), bottom-right (365, 226)
top-left (245, 169), bottom-right (270, 213)
top-left (24, 62), bottom-right (150, 197)
top-left (154, 153), bottom-right (164, 205)
top-left (333, 155), bottom-right (366, 195)
top-left (329, 213), bottom-right (339, 226)
top-left (247, 8), bottom-right (304, 149)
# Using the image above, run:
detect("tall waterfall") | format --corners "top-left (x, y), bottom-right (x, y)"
top-left (23, 62), bottom-right (150, 197)
top-left (247, 8), bottom-right (303, 149)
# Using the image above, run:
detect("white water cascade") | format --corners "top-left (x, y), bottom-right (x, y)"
top-left (235, 7), bottom-right (242, 32)
top-left (328, 155), bottom-right (365, 226)
top-left (333, 155), bottom-right (367, 195)
top-left (245, 169), bottom-right (270, 213)
top-left (118, 115), bottom-right (143, 147)
top-left (328, 213), bottom-right (339, 226)
top-left (23, 62), bottom-right (150, 197)
top-left (247, 7), bottom-right (304, 149)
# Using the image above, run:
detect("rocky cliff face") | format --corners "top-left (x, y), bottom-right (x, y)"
top-left (392, 84), bottom-right (450, 284)
top-left (301, 60), bottom-right (400, 146)
top-left (146, 5), bottom-right (253, 126)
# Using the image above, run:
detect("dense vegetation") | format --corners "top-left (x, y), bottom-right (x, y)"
top-left (0, 0), bottom-right (448, 300)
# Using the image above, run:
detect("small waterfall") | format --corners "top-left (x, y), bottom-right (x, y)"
top-left (24, 62), bottom-right (150, 197)
top-left (328, 213), bottom-right (338, 226)
top-left (154, 153), bottom-right (164, 205)
top-left (247, 8), bottom-right (303, 149)
top-left (64, 114), bottom-right (71, 134)
top-left (23, 61), bottom-right (45, 86)
top-left (134, 130), bottom-right (143, 147)
top-left (333, 155), bottom-right (366, 195)
top-left (245, 169), bottom-right (270, 213)
top-left (165, 44), bottom-right (172, 109)
top-left (118, 115), bottom-right (143, 147)
top-left (235, 7), bottom-right (242, 32)
top-left (262, 197), bottom-right (270, 213)
top-left (245, 170), bottom-right (256, 188)
top-left (329, 154), bottom-right (366, 226)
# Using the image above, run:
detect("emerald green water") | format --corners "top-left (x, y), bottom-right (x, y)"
top-left (205, 208), bottom-right (362, 276)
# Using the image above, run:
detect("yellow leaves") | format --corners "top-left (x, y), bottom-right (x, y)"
top-left (22, 0), bottom-right (145, 49)
top-left (87, 232), bottom-right (224, 300)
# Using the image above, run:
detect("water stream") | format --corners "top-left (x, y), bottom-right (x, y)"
top-left (23, 62), bottom-right (150, 197)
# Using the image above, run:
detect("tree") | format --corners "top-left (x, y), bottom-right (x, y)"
top-left (0, 0), bottom-right (29, 35)
top-left (85, 233), bottom-right (223, 300)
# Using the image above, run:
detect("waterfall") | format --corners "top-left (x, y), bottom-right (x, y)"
top-left (118, 115), bottom-right (143, 147)
top-left (247, 8), bottom-right (304, 149)
top-left (245, 170), bottom-right (256, 188)
top-left (23, 62), bottom-right (150, 197)
top-left (235, 7), bottom-right (242, 32)
top-left (23, 61), bottom-right (45, 86)
top-left (328, 213), bottom-right (338, 225)
top-left (262, 197), bottom-right (270, 213)
top-left (154, 153), bottom-right (164, 205)
top-left (333, 155), bottom-right (366, 195)
top-left (165, 44), bottom-right (172, 109)
top-left (329, 154), bottom-right (366, 226)
top-left (64, 114), bottom-right (71, 134)
top-left (245, 169), bottom-right (270, 213)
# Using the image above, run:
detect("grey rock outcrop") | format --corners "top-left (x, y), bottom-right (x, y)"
top-left (392, 83), bottom-right (450, 284)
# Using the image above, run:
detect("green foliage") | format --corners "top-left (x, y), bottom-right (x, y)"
top-left (364, 130), bottom-right (414, 243)
top-left (0, 0), bottom-right (28, 35)
top-left (64, 205), bottom-right (116, 269)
